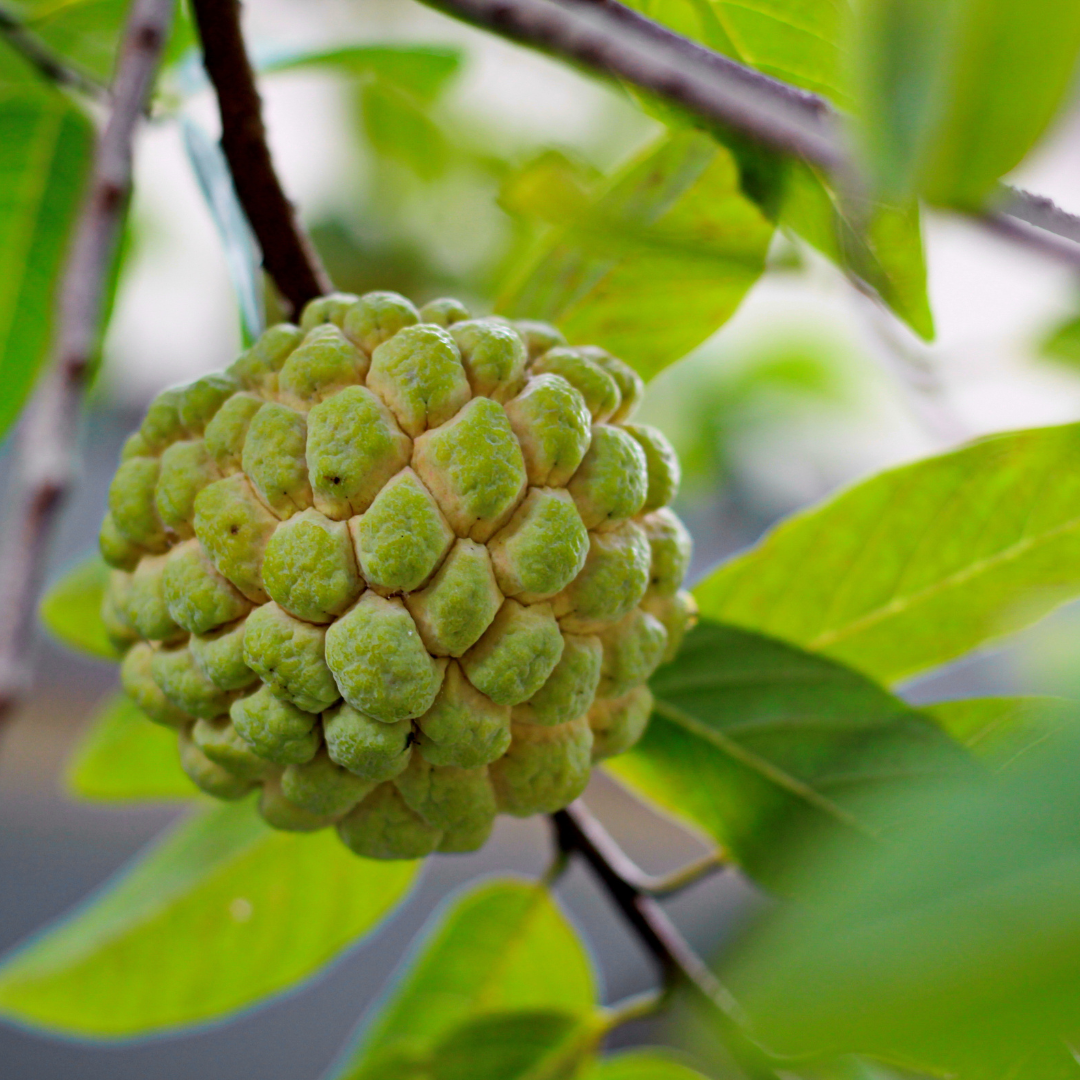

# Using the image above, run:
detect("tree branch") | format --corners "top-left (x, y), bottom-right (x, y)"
top-left (189, 0), bottom-right (331, 316)
top-left (552, 803), bottom-right (781, 1079)
top-left (0, 1), bottom-right (108, 101)
top-left (0, 0), bottom-right (176, 726)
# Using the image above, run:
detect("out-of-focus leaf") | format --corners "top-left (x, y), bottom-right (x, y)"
top-left (39, 555), bottom-right (118, 662)
top-left (360, 80), bottom-right (449, 181)
top-left (66, 693), bottom-right (193, 801)
top-left (582, 1050), bottom-right (712, 1079)
top-left (0, 801), bottom-right (418, 1037)
top-left (723, 710), bottom-right (1080, 1077)
top-left (620, 0), bottom-right (849, 106)
top-left (0, 75), bottom-right (92, 439)
top-left (696, 423), bottom-right (1080, 686)
top-left (606, 620), bottom-right (969, 884)
top-left (853, 0), bottom-right (1080, 207)
top-left (783, 162), bottom-right (934, 340)
top-left (260, 43), bottom-right (463, 101)
top-left (925, 696), bottom-right (1076, 772)
top-left (1041, 313), bottom-right (1080, 369)
top-left (428, 1010), bottom-right (603, 1080)
top-left (181, 116), bottom-right (264, 342)
top-left (498, 131), bottom-right (773, 381)
top-left (330, 878), bottom-right (596, 1080)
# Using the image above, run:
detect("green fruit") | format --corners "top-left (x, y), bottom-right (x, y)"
top-left (99, 295), bottom-right (691, 857)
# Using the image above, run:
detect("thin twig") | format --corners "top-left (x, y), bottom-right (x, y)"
top-left (552, 804), bottom-right (782, 1079)
top-left (0, 1), bottom-right (108, 101)
top-left (424, 0), bottom-right (844, 168)
top-left (981, 211), bottom-right (1080, 273)
top-left (189, 0), bottom-right (331, 316)
top-left (1000, 185), bottom-right (1080, 246)
top-left (0, 0), bottom-right (176, 726)
top-left (601, 987), bottom-right (666, 1028)
top-left (640, 849), bottom-right (728, 897)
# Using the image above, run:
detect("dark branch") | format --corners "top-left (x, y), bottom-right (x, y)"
top-left (0, 1), bottom-right (108, 100)
top-left (0, 0), bottom-right (176, 726)
top-left (189, 0), bottom-right (331, 316)
top-left (423, 0), bottom-right (844, 168)
top-left (552, 804), bottom-right (781, 1079)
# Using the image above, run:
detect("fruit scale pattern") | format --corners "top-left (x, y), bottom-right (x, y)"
top-left (99, 291), bottom-right (696, 859)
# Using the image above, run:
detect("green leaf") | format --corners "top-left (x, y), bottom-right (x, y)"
top-left (497, 131), bottom-right (774, 381)
top-left (331, 878), bottom-right (596, 1080)
top-left (38, 555), bottom-right (118, 662)
top-left (925, 696), bottom-right (1076, 773)
top-left (695, 423), bottom-right (1080, 686)
top-left (1041, 312), bottom-right (1080, 369)
top-left (605, 620), bottom-right (969, 884)
top-left (782, 162), bottom-right (934, 340)
top-left (428, 1010), bottom-right (603, 1080)
top-left (65, 693), bottom-right (194, 801)
top-left (722, 709), bottom-right (1080, 1077)
top-left (360, 80), bottom-right (450, 181)
top-left (852, 0), bottom-right (1080, 207)
top-left (0, 80), bottom-right (92, 440)
top-left (620, 0), bottom-right (848, 106)
top-left (0, 800), bottom-right (418, 1037)
top-left (582, 1050), bottom-right (712, 1079)
top-left (261, 43), bottom-right (463, 101)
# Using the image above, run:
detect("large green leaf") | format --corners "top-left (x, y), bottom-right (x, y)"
top-left (331, 878), bottom-right (596, 1079)
top-left (0, 72), bottom-right (92, 440)
top-left (498, 131), bottom-right (773, 381)
top-left (695, 423), bottom-right (1080, 687)
top-left (925, 696), bottom-right (1076, 772)
top-left (606, 620), bottom-right (969, 884)
top-left (852, 0), bottom-right (1080, 207)
top-left (65, 693), bottom-right (194, 801)
top-left (722, 709), bottom-right (1080, 1077)
top-left (782, 162), bottom-right (933, 340)
top-left (38, 555), bottom-right (118, 662)
top-left (0, 800), bottom-right (418, 1037)
top-left (583, 1051), bottom-right (712, 1079)
top-left (621, 0), bottom-right (848, 106)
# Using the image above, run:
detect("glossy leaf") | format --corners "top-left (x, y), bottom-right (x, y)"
top-left (925, 696), bottom-right (1076, 772)
top-left (0, 77), bottom-right (92, 440)
top-left (181, 116), bottom-right (264, 342)
top-left (65, 693), bottom-right (193, 802)
top-left (620, 0), bottom-right (849, 105)
top-left (695, 423), bottom-right (1080, 686)
top-left (331, 878), bottom-right (596, 1079)
top-left (498, 131), bottom-right (773, 381)
top-left (39, 555), bottom-right (118, 662)
top-left (723, 710), bottom-right (1080, 1077)
top-left (853, 0), bottom-right (1080, 206)
top-left (261, 43), bottom-right (463, 101)
top-left (582, 1051), bottom-right (712, 1079)
top-left (782, 162), bottom-right (933, 340)
top-left (605, 620), bottom-right (969, 883)
top-left (0, 801), bottom-right (418, 1037)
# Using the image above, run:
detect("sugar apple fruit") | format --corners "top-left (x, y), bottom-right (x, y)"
top-left (100, 292), bottom-right (696, 859)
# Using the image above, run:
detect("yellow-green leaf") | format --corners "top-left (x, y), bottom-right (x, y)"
top-left (39, 555), bottom-right (118, 662)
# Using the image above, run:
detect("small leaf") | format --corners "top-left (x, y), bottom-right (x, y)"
top-left (607, 620), bottom-right (969, 882)
top-left (0, 73), bottom-right (92, 440)
top-left (1041, 312), bottom-right (1080, 369)
top-left (0, 801), bottom-right (418, 1037)
top-left (782, 161), bottom-right (934, 340)
top-left (65, 693), bottom-right (194, 801)
top-left (695, 423), bottom-right (1080, 686)
top-left (181, 116), bottom-right (264, 342)
top-left (430, 1010), bottom-right (603, 1080)
top-left (360, 80), bottom-right (450, 181)
top-left (260, 43), bottom-right (463, 101)
top-left (723, 709), bottom-right (1080, 1077)
top-left (498, 131), bottom-right (773, 381)
top-left (853, 0), bottom-right (1080, 207)
top-left (39, 555), bottom-right (118, 662)
top-left (582, 1050), bottom-right (713, 1079)
top-left (330, 878), bottom-right (596, 1080)
top-left (925, 696), bottom-right (1076, 772)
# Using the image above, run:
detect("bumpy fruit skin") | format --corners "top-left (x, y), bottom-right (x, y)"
top-left (99, 293), bottom-right (694, 859)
